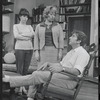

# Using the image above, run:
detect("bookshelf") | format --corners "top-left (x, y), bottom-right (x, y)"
top-left (2, 0), bottom-right (14, 14)
top-left (59, 0), bottom-right (91, 50)
top-left (31, 5), bottom-right (45, 30)
top-left (60, 3), bottom-right (91, 7)
top-left (59, 0), bottom-right (91, 23)
top-left (2, 0), bottom-right (14, 61)
top-left (93, 55), bottom-right (98, 77)
top-left (2, 10), bottom-right (13, 14)
top-left (2, 0), bottom-right (14, 33)
top-left (32, 5), bottom-right (45, 24)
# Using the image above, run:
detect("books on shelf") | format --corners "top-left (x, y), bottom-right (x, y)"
top-left (32, 7), bottom-right (45, 23)
top-left (59, 0), bottom-right (91, 5)
top-left (59, 0), bottom-right (91, 14)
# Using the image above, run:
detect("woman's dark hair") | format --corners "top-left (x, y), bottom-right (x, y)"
top-left (71, 30), bottom-right (87, 46)
top-left (18, 8), bottom-right (30, 20)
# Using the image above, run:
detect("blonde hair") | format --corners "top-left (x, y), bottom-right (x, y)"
top-left (43, 5), bottom-right (58, 20)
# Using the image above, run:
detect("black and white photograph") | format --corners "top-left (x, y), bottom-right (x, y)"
top-left (2, 0), bottom-right (98, 100)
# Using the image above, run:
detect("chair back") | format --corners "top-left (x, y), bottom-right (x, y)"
top-left (73, 43), bottom-right (97, 100)
top-left (82, 43), bottom-right (97, 77)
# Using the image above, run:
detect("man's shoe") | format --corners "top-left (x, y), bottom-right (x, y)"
top-left (3, 75), bottom-right (10, 82)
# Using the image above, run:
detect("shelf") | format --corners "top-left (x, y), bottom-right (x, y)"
top-left (3, 32), bottom-right (9, 35)
top-left (63, 29), bottom-right (68, 32)
top-left (60, 3), bottom-right (91, 7)
top-left (59, 22), bottom-right (68, 23)
top-left (60, 12), bottom-right (91, 16)
top-left (2, 2), bottom-right (14, 6)
top-left (2, 10), bottom-right (13, 14)
top-left (32, 22), bottom-right (42, 24)
top-left (32, 21), bottom-right (68, 24)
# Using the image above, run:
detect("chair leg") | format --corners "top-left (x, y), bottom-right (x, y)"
top-left (9, 88), bottom-right (16, 100)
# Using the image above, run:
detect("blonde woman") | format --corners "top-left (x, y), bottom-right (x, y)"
top-left (34, 6), bottom-right (64, 68)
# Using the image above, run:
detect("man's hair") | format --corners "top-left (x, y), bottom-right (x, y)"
top-left (18, 8), bottom-right (30, 20)
top-left (71, 30), bottom-right (87, 46)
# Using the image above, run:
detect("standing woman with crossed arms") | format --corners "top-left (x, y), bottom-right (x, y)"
top-left (13, 8), bottom-right (35, 94)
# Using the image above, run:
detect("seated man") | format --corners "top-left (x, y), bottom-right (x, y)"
top-left (3, 30), bottom-right (90, 100)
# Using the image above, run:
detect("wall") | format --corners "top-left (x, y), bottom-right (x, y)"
top-left (36, 0), bottom-right (59, 7)
top-left (4, 0), bottom-right (59, 53)
top-left (3, 0), bottom-right (36, 53)
top-left (89, 0), bottom-right (98, 77)
top-left (3, 0), bottom-right (15, 52)
top-left (90, 0), bottom-right (98, 45)
top-left (14, 0), bottom-right (36, 16)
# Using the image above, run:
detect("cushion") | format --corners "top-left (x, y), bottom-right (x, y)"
top-left (3, 52), bottom-right (16, 64)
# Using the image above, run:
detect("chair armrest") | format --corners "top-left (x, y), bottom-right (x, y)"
top-left (42, 72), bottom-right (81, 94)
top-left (43, 71), bottom-right (82, 92)
top-left (59, 72), bottom-right (82, 80)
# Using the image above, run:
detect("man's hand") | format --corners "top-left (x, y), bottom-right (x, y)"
top-left (48, 63), bottom-right (63, 73)
top-left (37, 62), bottom-right (49, 71)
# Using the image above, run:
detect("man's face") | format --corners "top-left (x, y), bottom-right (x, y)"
top-left (69, 33), bottom-right (80, 46)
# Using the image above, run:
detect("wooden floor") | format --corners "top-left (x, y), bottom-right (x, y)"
top-left (76, 81), bottom-right (98, 100)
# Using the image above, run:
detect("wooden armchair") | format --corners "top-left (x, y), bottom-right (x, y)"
top-left (35, 43), bottom-right (98, 100)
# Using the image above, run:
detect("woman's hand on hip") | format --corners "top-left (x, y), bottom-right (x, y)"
top-left (35, 50), bottom-right (39, 61)
top-left (58, 49), bottom-right (63, 61)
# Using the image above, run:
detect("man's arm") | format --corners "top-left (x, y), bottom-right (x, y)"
top-left (62, 52), bottom-right (90, 76)
top-left (60, 66), bottom-right (80, 76)
top-left (48, 63), bottom-right (80, 75)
